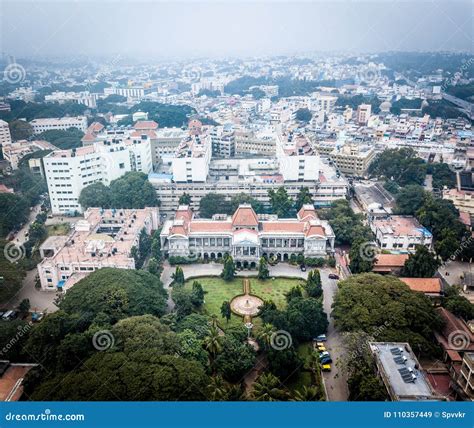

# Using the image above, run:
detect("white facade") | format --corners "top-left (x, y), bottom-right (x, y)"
top-left (44, 136), bottom-right (152, 214)
top-left (30, 116), bottom-right (88, 134)
top-left (0, 119), bottom-right (12, 149)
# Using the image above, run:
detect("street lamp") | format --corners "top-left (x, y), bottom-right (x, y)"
top-left (245, 322), bottom-right (253, 339)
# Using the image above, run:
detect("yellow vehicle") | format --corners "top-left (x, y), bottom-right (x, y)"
top-left (318, 345), bottom-right (326, 352)
top-left (322, 364), bottom-right (331, 372)
top-left (316, 342), bottom-right (325, 347)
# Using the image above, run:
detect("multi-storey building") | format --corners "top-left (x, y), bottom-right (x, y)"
top-left (44, 136), bottom-right (152, 214)
top-left (357, 104), bottom-right (372, 125)
top-left (161, 204), bottom-right (335, 267)
top-left (326, 144), bottom-right (376, 177)
top-left (0, 119), bottom-right (12, 149)
top-left (211, 125), bottom-right (235, 158)
top-left (234, 127), bottom-right (277, 157)
top-left (30, 116), bottom-right (88, 134)
top-left (370, 215), bottom-right (433, 252)
top-left (38, 207), bottom-right (159, 291)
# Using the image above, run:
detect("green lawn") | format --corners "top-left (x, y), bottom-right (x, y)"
top-left (183, 276), bottom-right (303, 330)
top-left (46, 223), bottom-right (71, 237)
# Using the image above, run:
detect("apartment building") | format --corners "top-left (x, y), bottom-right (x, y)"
top-left (357, 104), bottom-right (372, 125)
top-left (30, 116), bottom-right (88, 134)
top-left (0, 119), bottom-right (12, 149)
top-left (38, 207), bottom-right (159, 291)
top-left (371, 215), bottom-right (433, 252)
top-left (327, 144), bottom-right (376, 177)
top-left (44, 136), bottom-right (152, 214)
top-left (211, 125), bottom-right (236, 158)
top-left (161, 204), bottom-right (335, 267)
top-left (45, 91), bottom-right (98, 108)
top-left (234, 127), bottom-right (277, 157)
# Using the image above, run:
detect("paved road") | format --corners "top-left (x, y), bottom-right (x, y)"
top-left (14, 204), bottom-right (42, 246)
top-left (320, 268), bottom-right (349, 401)
top-left (7, 269), bottom-right (59, 313)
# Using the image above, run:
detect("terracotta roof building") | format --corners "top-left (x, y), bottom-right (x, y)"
top-left (160, 204), bottom-right (336, 267)
top-left (399, 277), bottom-right (443, 297)
top-left (373, 253), bottom-right (409, 274)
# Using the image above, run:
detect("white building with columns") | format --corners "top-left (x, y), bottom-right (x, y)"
top-left (160, 204), bottom-right (335, 268)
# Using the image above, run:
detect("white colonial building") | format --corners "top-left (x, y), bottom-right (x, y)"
top-left (161, 204), bottom-right (335, 268)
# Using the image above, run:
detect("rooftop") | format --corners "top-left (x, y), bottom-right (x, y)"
top-left (370, 342), bottom-right (443, 401)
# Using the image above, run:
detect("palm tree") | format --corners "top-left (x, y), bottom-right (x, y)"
top-left (204, 325), bottom-right (223, 370)
top-left (258, 323), bottom-right (275, 350)
top-left (207, 376), bottom-right (228, 401)
top-left (291, 385), bottom-right (321, 401)
top-left (251, 373), bottom-right (288, 401)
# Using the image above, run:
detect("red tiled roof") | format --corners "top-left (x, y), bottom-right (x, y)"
top-left (189, 222), bottom-right (233, 233)
top-left (399, 277), bottom-right (442, 294)
top-left (374, 254), bottom-right (409, 267)
top-left (232, 205), bottom-right (258, 227)
top-left (261, 222), bottom-right (305, 233)
top-left (134, 120), bottom-right (158, 130)
top-left (297, 205), bottom-right (317, 221)
top-left (130, 130), bottom-right (157, 139)
top-left (435, 307), bottom-right (474, 352)
top-left (305, 224), bottom-right (326, 237)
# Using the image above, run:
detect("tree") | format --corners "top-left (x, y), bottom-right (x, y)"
top-left (172, 266), bottom-right (185, 286)
top-left (266, 346), bottom-right (302, 380)
top-left (251, 373), bottom-right (288, 401)
top-left (28, 352), bottom-right (209, 401)
top-left (442, 286), bottom-right (474, 321)
top-left (215, 336), bottom-right (255, 382)
top-left (191, 281), bottom-right (206, 307)
top-left (369, 148), bottom-right (426, 186)
top-left (349, 239), bottom-right (375, 274)
top-left (207, 375), bottom-right (244, 401)
top-left (172, 287), bottom-right (194, 319)
top-left (178, 193), bottom-right (192, 205)
top-left (292, 385), bottom-right (321, 401)
top-left (204, 325), bottom-right (223, 368)
top-left (108, 172), bottom-right (159, 208)
top-left (332, 274), bottom-right (443, 357)
top-left (294, 187), bottom-right (313, 211)
top-left (221, 256), bottom-right (236, 281)
top-left (286, 297), bottom-right (328, 342)
top-left (147, 257), bottom-right (160, 275)
top-left (78, 182), bottom-right (111, 209)
top-left (285, 286), bottom-right (303, 303)
top-left (9, 119), bottom-right (33, 141)
top-left (257, 257), bottom-right (270, 280)
top-left (427, 162), bottom-right (456, 190)
top-left (304, 269), bottom-right (322, 298)
top-left (59, 268), bottom-right (167, 322)
top-left (199, 193), bottom-right (230, 218)
top-left (220, 301), bottom-right (231, 323)
top-left (394, 185), bottom-right (428, 215)
top-left (295, 108), bottom-right (312, 123)
top-left (36, 128), bottom-right (84, 150)
top-left (401, 245), bottom-right (440, 277)
top-left (268, 187), bottom-right (293, 217)
top-left (177, 329), bottom-right (208, 367)
top-left (0, 193), bottom-right (29, 236)
top-left (229, 193), bottom-right (263, 214)
top-left (18, 298), bottom-right (30, 313)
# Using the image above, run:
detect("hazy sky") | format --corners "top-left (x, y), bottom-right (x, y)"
top-left (1, 1), bottom-right (472, 60)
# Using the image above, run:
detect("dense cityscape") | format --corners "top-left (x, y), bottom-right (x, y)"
top-left (0, 3), bottom-right (473, 419)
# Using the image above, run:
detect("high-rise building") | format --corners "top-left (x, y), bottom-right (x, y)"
top-left (357, 104), bottom-right (372, 125)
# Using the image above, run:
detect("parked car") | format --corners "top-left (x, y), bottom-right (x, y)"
top-left (322, 364), bottom-right (332, 372)
top-left (320, 356), bottom-right (333, 364)
top-left (315, 334), bottom-right (327, 342)
top-left (300, 264), bottom-right (306, 272)
top-left (328, 273), bottom-right (339, 280)
top-left (2, 310), bottom-right (17, 320)
top-left (317, 345), bottom-right (326, 352)
top-left (319, 351), bottom-right (330, 358)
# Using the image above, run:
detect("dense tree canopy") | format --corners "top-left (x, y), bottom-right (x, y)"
top-left (369, 148), bottom-right (426, 186)
top-left (401, 245), bottom-right (440, 278)
top-left (36, 128), bottom-right (84, 150)
top-left (332, 274), bottom-right (443, 357)
top-left (60, 268), bottom-right (167, 323)
top-left (79, 172), bottom-right (159, 210)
